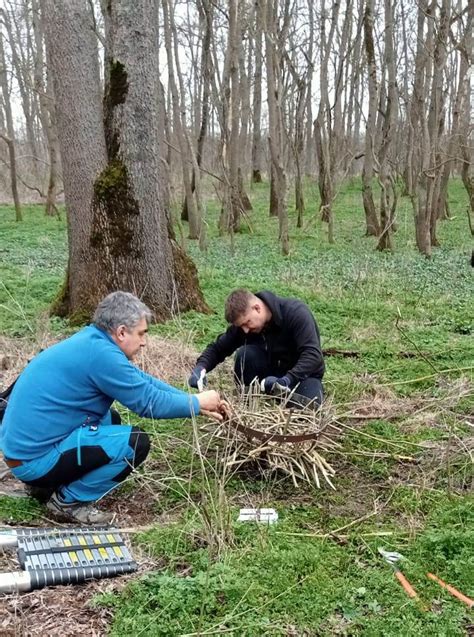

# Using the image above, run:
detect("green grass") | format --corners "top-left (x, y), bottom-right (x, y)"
top-left (0, 179), bottom-right (473, 635)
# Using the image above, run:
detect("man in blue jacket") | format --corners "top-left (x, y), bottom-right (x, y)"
top-left (1, 291), bottom-right (225, 524)
top-left (188, 289), bottom-right (324, 406)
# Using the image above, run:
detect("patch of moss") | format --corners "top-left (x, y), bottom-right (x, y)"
top-left (109, 59), bottom-right (128, 107)
top-left (91, 160), bottom-right (141, 260)
top-left (94, 159), bottom-right (129, 202)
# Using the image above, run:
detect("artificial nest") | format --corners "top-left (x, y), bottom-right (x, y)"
top-left (200, 386), bottom-right (341, 489)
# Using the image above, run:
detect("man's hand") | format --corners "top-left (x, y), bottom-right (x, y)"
top-left (188, 365), bottom-right (207, 391)
top-left (197, 392), bottom-right (230, 423)
top-left (196, 389), bottom-right (220, 412)
top-left (260, 375), bottom-right (291, 394)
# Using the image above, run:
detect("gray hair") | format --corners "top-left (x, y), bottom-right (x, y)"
top-left (93, 291), bottom-right (153, 331)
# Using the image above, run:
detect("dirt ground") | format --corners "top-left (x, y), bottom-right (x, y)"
top-left (0, 457), bottom-right (163, 636)
top-left (0, 548), bottom-right (159, 637)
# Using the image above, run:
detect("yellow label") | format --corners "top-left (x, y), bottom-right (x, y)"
top-left (69, 551), bottom-right (79, 564)
top-left (113, 546), bottom-right (123, 558)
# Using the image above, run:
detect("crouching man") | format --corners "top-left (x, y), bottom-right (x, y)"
top-left (188, 289), bottom-right (325, 406)
top-left (0, 291), bottom-right (225, 524)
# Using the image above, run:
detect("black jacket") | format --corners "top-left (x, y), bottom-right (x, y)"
top-left (196, 291), bottom-right (325, 382)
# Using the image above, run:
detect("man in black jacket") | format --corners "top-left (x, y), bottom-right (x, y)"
top-left (188, 289), bottom-right (324, 405)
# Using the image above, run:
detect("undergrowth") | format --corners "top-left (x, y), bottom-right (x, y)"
top-left (0, 179), bottom-right (472, 635)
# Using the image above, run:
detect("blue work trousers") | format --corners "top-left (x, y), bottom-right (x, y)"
top-left (9, 413), bottom-right (150, 503)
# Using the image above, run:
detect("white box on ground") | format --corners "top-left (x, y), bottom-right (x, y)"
top-left (238, 508), bottom-right (278, 524)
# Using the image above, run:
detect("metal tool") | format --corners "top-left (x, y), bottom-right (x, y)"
top-left (0, 526), bottom-right (137, 594)
top-left (378, 548), bottom-right (421, 601)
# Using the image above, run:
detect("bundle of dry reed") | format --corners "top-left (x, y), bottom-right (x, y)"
top-left (200, 386), bottom-right (341, 489)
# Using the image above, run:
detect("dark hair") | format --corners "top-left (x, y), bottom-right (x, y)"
top-left (224, 289), bottom-right (254, 323)
top-left (93, 291), bottom-right (153, 332)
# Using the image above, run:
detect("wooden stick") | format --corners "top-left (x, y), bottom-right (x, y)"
top-left (276, 530), bottom-right (401, 539)
top-left (427, 573), bottom-right (474, 607)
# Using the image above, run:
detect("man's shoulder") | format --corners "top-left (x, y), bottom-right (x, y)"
top-left (279, 295), bottom-right (310, 313)
top-left (41, 326), bottom-right (119, 365)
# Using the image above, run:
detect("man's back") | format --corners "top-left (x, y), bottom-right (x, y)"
top-left (1, 326), bottom-right (118, 459)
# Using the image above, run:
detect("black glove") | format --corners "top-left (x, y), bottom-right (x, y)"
top-left (260, 375), bottom-right (291, 394)
top-left (188, 365), bottom-right (207, 390)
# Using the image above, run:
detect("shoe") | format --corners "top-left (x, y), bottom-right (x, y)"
top-left (24, 485), bottom-right (55, 503)
top-left (46, 492), bottom-right (114, 525)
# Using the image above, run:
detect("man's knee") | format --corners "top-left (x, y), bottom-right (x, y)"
top-left (128, 426), bottom-right (150, 468)
top-left (111, 427), bottom-right (150, 483)
top-left (294, 377), bottom-right (324, 406)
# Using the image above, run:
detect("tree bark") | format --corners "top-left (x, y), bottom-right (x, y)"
top-left (44, 0), bottom-right (208, 321)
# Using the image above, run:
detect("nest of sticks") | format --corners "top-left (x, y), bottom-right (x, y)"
top-left (200, 385), bottom-right (342, 489)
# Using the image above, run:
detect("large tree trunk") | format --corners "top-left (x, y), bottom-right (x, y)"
top-left (44, 0), bottom-right (208, 321)
top-left (43, 0), bottom-right (109, 318)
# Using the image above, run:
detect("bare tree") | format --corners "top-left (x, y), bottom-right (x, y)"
top-left (181, 0), bottom-right (214, 227)
top-left (32, 0), bottom-right (60, 215)
top-left (376, 0), bottom-right (398, 251)
top-left (251, 0), bottom-right (264, 182)
top-left (452, 1), bottom-right (473, 231)
top-left (361, 0), bottom-right (380, 236)
top-left (2, 2), bottom-right (41, 180)
top-left (264, 0), bottom-right (289, 254)
top-left (162, 0), bottom-right (200, 240)
top-left (314, 0), bottom-right (352, 243)
top-left (411, 0), bottom-right (451, 255)
top-left (0, 22), bottom-right (22, 221)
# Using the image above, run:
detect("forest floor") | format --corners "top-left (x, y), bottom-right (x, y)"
top-left (0, 178), bottom-right (472, 636)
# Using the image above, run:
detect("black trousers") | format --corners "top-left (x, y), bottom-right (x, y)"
top-left (234, 344), bottom-right (323, 405)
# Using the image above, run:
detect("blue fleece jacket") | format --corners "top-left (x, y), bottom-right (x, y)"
top-left (0, 325), bottom-right (200, 460)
